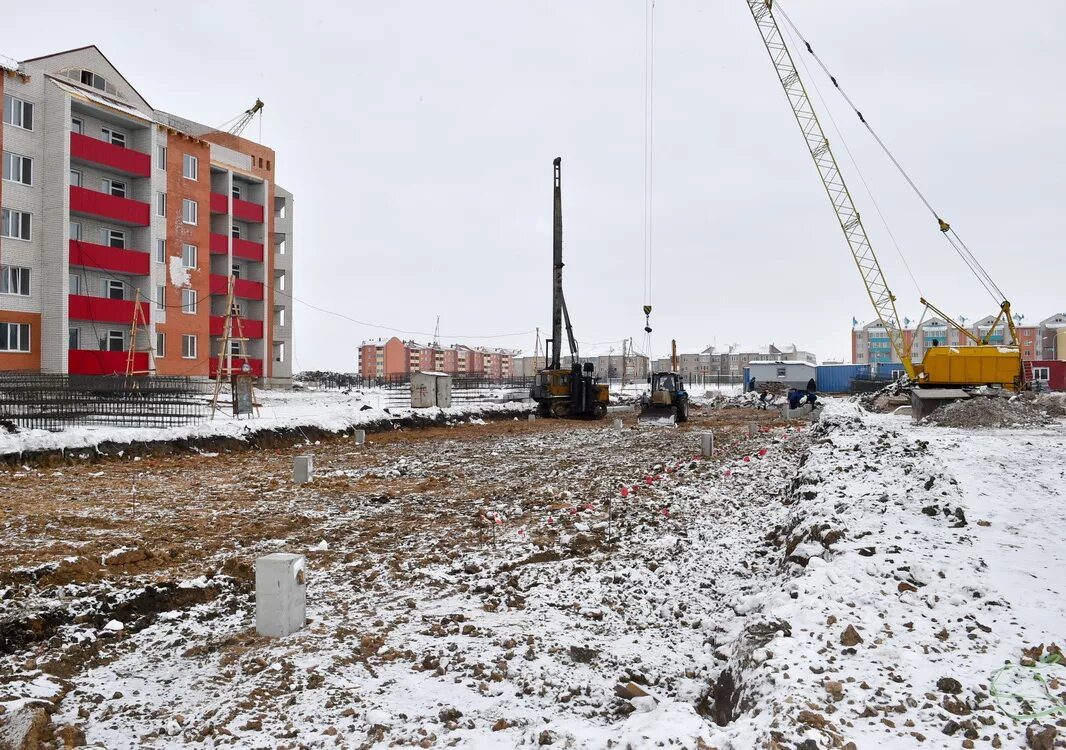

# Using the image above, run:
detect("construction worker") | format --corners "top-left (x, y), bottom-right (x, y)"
top-left (805, 378), bottom-right (819, 407)
top-left (758, 388), bottom-right (770, 410)
top-left (787, 388), bottom-right (804, 409)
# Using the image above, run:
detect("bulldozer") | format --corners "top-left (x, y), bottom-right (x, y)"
top-left (638, 340), bottom-right (689, 425)
top-left (529, 158), bottom-right (610, 420)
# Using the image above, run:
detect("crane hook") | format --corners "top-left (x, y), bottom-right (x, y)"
top-left (643, 305), bottom-right (653, 334)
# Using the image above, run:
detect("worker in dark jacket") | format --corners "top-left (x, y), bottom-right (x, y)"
top-left (788, 388), bottom-right (804, 409)
top-left (805, 378), bottom-right (819, 406)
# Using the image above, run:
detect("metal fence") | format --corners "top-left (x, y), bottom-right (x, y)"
top-left (0, 373), bottom-right (209, 430)
top-left (373, 375), bottom-right (534, 408)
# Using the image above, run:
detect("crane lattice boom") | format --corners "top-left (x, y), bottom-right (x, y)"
top-left (745, 0), bottom-right (914, 379)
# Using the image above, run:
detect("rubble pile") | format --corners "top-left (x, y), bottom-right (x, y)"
top-left (927, 394), bottom-right (1056, 429)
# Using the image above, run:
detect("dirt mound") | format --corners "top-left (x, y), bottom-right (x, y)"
top-left (926, 394), bottom-right (1058, 428)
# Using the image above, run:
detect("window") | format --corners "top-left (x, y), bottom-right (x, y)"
top-left (231, 224), bottom-right (242, 239)
top-left (69, 274), bottom-right (81, 295)
top-left (182, 199), bottom-right (198, 225)
top-left (229, 340), bottom-right (242, 356)
top-left (156, 145), bottom-right (167, 170)
top-left (70, 222), bottom-right (82, 241)
top-left (2, 152), bottom-right (32, 185)
top-left (231, 264), bottom-right (241, 279)
top-left (0, 266), bottom-right (31, 296)
top-left (276, 307), bottom-right (286, 327)
top-left (1033, 367), bottom-right (1050, 381)
top-left (102, 178), bottom-right (127, 198)
top-left (1, 209), bottom-right (31, 241)
top-left (231, 301), bottom-right (243, 317)
top-left (156, 332), bottom-right (166, 358)
top-left (70, 169), bottom-right (82, 187)
top-left (71, 116), bottom-right (84, 134)
top-left (182, 243), bottom-right (197, 269)
top-left (69, 328), bottom-right (80, 351)
top-left (101, 229), bottom-right (126, 248)
top-left (3, 95), bottom-right (34, 130)
top-left (101, 330), bottom-right (125, 352)
top-left (275, 342), bottom-right (285, 363)
top-left (156, 286), bottom-right (165, 311)
top-left (277, 272), bottom-right (285, 291)
top-left (182, 288), bottom-right (197, 314)
top-left (231, 183), bottom-right (242, 200)
top-left (155, 238), bottom-right (166, 263)
top-left (776, 367), bottom-right (787, 377)
top-left (0, 322), bottom-right (31, 352)
top-left (182, 154), bottom-right (198, 180)
top-left (156, 192), bottom-right (167, 217)
top-left (182, 334), bottom-right (197, 359)
top-left (101, 128), bottom-right (126, 148)
top-left (105, 280), bottom-right (124, 300)
top-left (277, 239), bottom-right (286, 256)
top-left (80, 70), bottom-right (107, 91)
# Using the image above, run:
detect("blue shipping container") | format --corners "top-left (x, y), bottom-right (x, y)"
top-left (742, 367), bottom-right (751, 391)
top-left (815, 364), bottom-right (871, 393)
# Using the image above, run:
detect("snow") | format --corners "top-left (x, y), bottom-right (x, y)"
top-left (0, 387), bottom-right (532, 457)
top-left (2, 396), bottom-right (1063, 747)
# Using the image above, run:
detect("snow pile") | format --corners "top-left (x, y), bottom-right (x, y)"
top-left (0, 389), bottom-right (531, 458)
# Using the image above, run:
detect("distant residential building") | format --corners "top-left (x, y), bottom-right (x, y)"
top-left (851, 312), bottom-right (1065, 365)
top-left (357, 336), bottom-right (517, 379)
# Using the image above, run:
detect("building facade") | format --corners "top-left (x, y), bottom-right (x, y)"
top-left (0, 47), bottom-right (293, 384)
top-left (358, 337), bottom-right (518, 380)
top-left (851, 313), bottom-right (1064, 366)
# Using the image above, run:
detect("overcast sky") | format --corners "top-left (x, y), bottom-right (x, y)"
top-left (10, 1), bottom-right (1065, 369)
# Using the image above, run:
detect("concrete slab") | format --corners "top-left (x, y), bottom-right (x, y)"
top-left (294, 455), bottom-right (313, 484)
top-left (255, 553), bottom-right (306, 637)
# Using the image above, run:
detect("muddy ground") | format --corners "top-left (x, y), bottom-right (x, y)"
top-left (0, 404), bottom-right (789, 748)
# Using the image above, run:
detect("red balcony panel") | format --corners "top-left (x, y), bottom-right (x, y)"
top-left (68, 294), bottom-right (150, 326)
top-left (69, 240), bottom-right (149, 276)
top-left (69, 186), bottom-right (150, 226)
top-left (232, 237), bottom-right (264, 262)
top-left (210, 233), bottom-right (229, 255)
top-left (70, 133), bottom-right (151, 178)
top-left (69, 349), bottom-right (148, 376)
top-left (210, 275), bottom-right (264, 301)
top-left (209, 356), bottom-right (263, 378)
top-left (210, 316), bottom-right (264, 339)
top-left (210, 193), bottom-right (229, 214)
top-left (232, 197), bottom-right (264, 223)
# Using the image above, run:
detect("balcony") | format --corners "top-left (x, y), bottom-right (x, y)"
top-left (209, 356), bottom-right (263, 378)
top-left (69, 349), bottom-right (148, 376)
top-left (232, 197), bottom-right (264, 224)
top-left (69, 133), bottom-right (151, 178)
top-left (210, 316), bottom-right (264, 339)
top-left (70, 186), bottom-right (150, 226)
top-left (208, 234), bottom-right (265, 262)
top-left (68, 294), bottom-right (150, 326)
top-left (210, 193), bottom-right (229, 215)
top-left (69, 240), bottom-right (150, 276)
top-left (210, 275), bottom-right (264, 301)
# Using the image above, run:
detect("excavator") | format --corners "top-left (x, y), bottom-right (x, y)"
top-left (745, 0), bottom-right (1022, 420)
top-left (639, 339), bottom-right (690, 425)
top-left (530, 158), bottom-right (610, 420)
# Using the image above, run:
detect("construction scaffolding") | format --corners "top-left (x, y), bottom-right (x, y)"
top-left (0, 373), bottom-right (208, 431)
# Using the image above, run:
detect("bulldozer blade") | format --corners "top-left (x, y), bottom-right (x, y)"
top-left (637, 408), bottom-right (677, 427)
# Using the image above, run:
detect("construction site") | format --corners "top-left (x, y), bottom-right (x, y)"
top-left (2, 1), bottom-right (1065, 749)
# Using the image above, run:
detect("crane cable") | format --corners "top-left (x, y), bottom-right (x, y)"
top-left (641, 0), bottom-right (656, 359)
top-left (778, 18), bottom-right (923, 300)
top-left (772, 1), bottom-right (1007, 306)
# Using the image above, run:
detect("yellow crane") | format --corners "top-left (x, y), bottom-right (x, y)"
top-left (745, 0), bottom-right (1021, 419)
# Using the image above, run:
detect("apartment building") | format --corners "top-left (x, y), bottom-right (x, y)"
top-left (851, 313), bottom-right (1064, 366)
top-left (698, 343), bottom-right (817, 377)
top-left (0, 47), bottom-right (293, 384)
top-left (357, 336), bottom-right (518, 380)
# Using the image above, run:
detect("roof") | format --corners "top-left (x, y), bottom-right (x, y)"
top-left (0, 53), bottom-right (19, 73)
top-left (748, 360), bottom-right (816, 367)
top-left (20, 45), bottom-right (152, 109)
top-left (50, 78), bottom-right (154, 123)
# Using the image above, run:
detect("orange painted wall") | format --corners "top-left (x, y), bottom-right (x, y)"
top-left (155, 133), bottom-right (212, 375)
top-left (0, 311), bottom-right (42, 372)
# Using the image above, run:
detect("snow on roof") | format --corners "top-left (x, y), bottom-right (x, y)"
top-left (415, 371), bottom-right (451, 378)
top-left (0, 53), bottom-right (19, 73)
top-left (50, 77), bottom-right (154, 123)
top-left (748, 360), bottom-right (815, 367)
